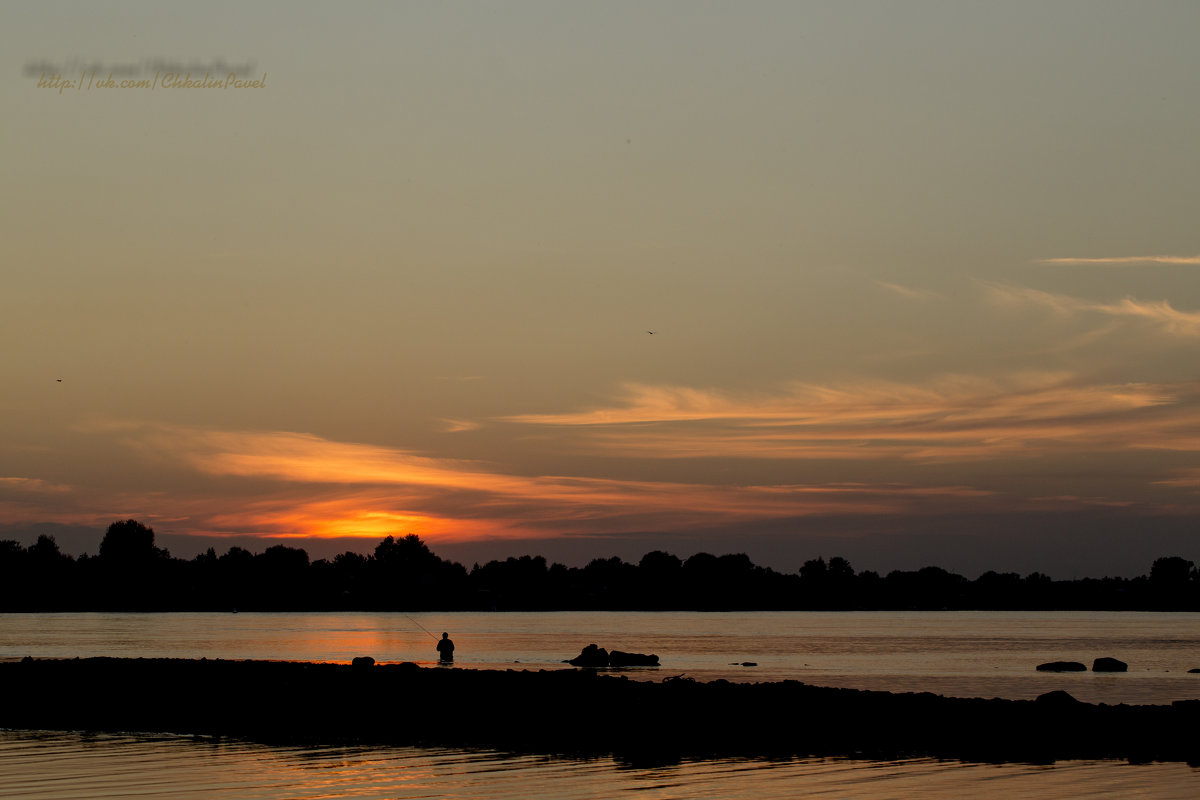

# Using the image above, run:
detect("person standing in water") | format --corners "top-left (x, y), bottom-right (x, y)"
top-left (436, 632), bottom-right (455, 663)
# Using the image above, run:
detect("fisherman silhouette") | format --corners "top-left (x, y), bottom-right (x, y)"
top-left (436, 632), bottom-right (455, 663)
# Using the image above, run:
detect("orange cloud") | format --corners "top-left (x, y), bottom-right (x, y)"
top-left (61, 367), bottom-right (1200, 548)
top-left (440, 418), bottom-right (481, 433)
top-left (0, 477), bottom-right (71, 494)
top-left (502, 374), bottom-right (1185, 462)
top-left (85, 420), bottom-right (1010, 542)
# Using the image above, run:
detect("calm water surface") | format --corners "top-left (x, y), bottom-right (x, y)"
top-left (3, 611), bottom-right (1200, 797)
top-left (1, 730), bottom-right (1197, 800)
top-left (3, 610), bottom-right (1199, 704)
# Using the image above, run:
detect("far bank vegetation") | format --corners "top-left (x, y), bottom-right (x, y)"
top-left (2, 520), bottom-right (1197, 612)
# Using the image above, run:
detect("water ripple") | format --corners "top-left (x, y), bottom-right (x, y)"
top-left (3, 731), bottom-right (1199, 799)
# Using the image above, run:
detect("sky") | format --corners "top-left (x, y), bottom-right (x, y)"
top-left (3, 1), bottom-right (1200, 578)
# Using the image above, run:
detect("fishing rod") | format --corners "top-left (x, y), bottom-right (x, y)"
top-left (403, 613), bottom-right (440, 641)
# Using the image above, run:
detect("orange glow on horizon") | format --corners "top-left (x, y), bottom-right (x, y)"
top-left (25, 370), bottom-right (1200, 549)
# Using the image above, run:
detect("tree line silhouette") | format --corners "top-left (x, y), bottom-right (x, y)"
top-left (2, 519), bottom-right (1198, 611)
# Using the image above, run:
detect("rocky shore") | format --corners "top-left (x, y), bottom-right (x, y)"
top-left (3, 657), bottom-right (1198, 765)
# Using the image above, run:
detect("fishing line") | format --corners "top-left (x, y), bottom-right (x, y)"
top-left (404, 613), bottom-right (440, 641)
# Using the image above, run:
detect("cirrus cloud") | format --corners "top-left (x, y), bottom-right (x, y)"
top-left (1036, 254), bottom-right (1200, 266)
top-left (502, 373), bottom-right (1188, 463)
top-left (985, 283), bottom-right (1200, 337)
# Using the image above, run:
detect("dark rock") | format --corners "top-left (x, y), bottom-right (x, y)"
top-left (567, 644), bottom-right (610, 667)
top-left (1036, 661), bottom-right (1087, 672)
top-left (609, 650), bottom-right (659, 667)
top-left (741, 662), bottom-right (758, 667)
top-left (1036, 690), bottom-right (1080, 705)
top-left (1092, 657), bottom-right (1128, 672)
top-left (1188, 668), bottom-right (1200, 674)
top-left (351, 656), bottom-right (375, 669)
top-left (568, 645), bottom-right (658, 667)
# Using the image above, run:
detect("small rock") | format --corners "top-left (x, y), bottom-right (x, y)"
top-left (1092, 657), bottom-right (1128, 672)
top-left (1036, 661), bottom-right (1087, 672)
top-left (741, 662), bottom-right (758, 667)
top-left (351, 656), bottom-right (375, 669)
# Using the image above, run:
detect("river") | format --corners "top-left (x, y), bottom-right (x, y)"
top-left (2, 610), bottom-right (1199, 797)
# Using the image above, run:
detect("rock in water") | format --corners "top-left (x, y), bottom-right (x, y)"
top-left (567, 644), bottom-right (610, 667)
top-left (567, 644), bottom-right (659, 667)
top-left (1036, 661), bottom-right (1087, 672)
top-left (351, 656), bottom-right (375, 669)
top-left (1092, 657), bottom-right (1128, 672)
top-left (609, 650), bottom-right (659, 667)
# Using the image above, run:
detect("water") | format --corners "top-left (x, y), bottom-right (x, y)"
top-left (1, 731), bottom-right (1198, 800)
top-left (3, 610), bottom-right (1200, 704)
top-left (3, 611), bottom-right (1200, 797)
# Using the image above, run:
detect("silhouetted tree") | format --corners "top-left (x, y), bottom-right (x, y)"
top-left (827, 556), bottom-right (854, 580)
top-left (471, 555), bottom-right (556, 609)
top-left (974, 571), bottom-right (1024, 609)
top-left (99, 519), bottom-right (167, 563)
top-left (1150, 556), bottom-right (1194, 584)
top-left (580, 556), bottom-right (639, 608)
top-left (884, 566), bottom-right (968, 609)
top-left (799, 556), bottom-right (827, 582)
top-left (28, 534), bottom-right (65, 563)
top-left (637, 550), bottom-right (683, 608)
top-left (794, 556), bottom-right (859, 608)
top-left (1148, 556), bottom-right (1196, 609)
top-left (368, 534), bottom-right (468, 609)
top-left (88, 520), bottom-right (173, 609)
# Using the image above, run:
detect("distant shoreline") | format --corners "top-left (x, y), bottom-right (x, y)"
top-left (4, 657), bottom-right (1199, 764)
top-left (6, 526), bottom-right (1199, 612)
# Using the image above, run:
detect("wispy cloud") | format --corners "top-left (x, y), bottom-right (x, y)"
top-left (440, 419), bottom-right (482, 433)
top-left (87, 420), bottom-right (1000, 542)
top-left (876, 281), bottom-right (943, 301)
top-left (986, 283), bottom-right (1200, 336)
top-left (1091, 297), bottom-right (1200, 335)
top-left (1153, 470), bottom-right (1200, 489)
top-left (986, 284), bottom-right (1082, 316)
top-left (0, 477), bottom-right (71, 494)
top-left (1037, 254), bottom-right (1200, 266)
top-left (503, 373), bottom-right (1190, 462)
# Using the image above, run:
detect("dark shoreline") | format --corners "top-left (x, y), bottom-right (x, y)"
top-left (3, 658), bottom-right (1199, 766)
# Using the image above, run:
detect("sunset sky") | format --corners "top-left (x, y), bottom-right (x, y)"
top-left (3, 1), bottom-right (1200, 577)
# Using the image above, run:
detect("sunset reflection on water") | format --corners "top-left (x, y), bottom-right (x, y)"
top-left (1, 731), bottom-right (1198, 800)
